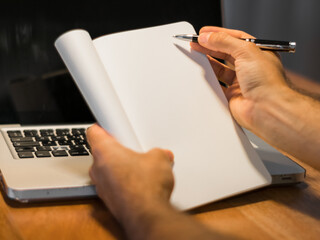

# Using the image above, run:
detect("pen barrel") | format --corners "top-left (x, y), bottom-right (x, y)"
top-left (246, 39), bottom-right (290, 45)
top-left (243, 38), bottom-right (296, 53)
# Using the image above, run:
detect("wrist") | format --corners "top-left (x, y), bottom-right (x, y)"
top-left (250, 85), bottom-right (297, 135)
top-left (118, 198), bottom-right (219, 240)
top-left (118, 198), bottom-right (177, 239)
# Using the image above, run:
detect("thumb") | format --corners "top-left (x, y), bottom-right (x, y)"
top-left (198, 31), bottom-right (260, 61)
top-left (163, 149), bottom-right (175, 163)
top-left (86, 124), bottom-right (118, 150)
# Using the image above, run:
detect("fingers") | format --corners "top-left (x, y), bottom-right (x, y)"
top-left (190, 42), bottom-right (235, 65)
top-left (87, 124), bottom-right (174, 165)
top-left (147, 148), bottom-right (175, 165)
top-left (87, 124), bottom-right (113, 148)
top-left (198, 31), bottom-right (260, 60)
top-left (163, 149), bottom-right (174, 163)
top-left (225, 81), bottom-right (242, 102)
top-left (200, 26), bottom-right (255, 39)
top-left (190, 42), bottom-right (236, 86)
top-left (207, 55), bottom-right (236, 86)
top-left (199, 27), bottom-right (283, 61)
top-left (191, 26), bottom-right (262, 64)
top-left (86, 123), bottom-right (113, 144)
top-left (86, 124), bottom-right (127, 159)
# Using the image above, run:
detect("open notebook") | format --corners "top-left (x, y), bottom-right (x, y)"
top-left (55, 21), bottom-right (272, 210)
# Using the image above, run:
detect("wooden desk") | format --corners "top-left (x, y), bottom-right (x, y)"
top-left (1, 158), bottom-right (320, 240)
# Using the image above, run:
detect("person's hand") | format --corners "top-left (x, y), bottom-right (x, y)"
top-left (191, 26), bottom-right (288, 130)
top-left (87, 124), bottom-right (174, 223)
top-left (87, 124), bottom-right (223, 240)
top-left (191, 26), bottom-right (320, 169)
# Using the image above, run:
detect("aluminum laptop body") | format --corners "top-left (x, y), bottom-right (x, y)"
top-left (0, 124), bottom-right (305, 203)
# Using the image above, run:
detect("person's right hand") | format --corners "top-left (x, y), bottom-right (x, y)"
top-left (191, 26), bottom-right (289, 130)
top-left (191, 26), bottom-right (320, 169)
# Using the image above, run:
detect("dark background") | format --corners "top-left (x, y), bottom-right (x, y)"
top-left (0, 0), bottom-right (221, 124)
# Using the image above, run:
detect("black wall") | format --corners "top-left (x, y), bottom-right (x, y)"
top-left (0, 0), bottom-right (221, 124)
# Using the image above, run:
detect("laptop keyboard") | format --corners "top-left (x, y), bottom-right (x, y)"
top-left (4, 126), bottom-right (91, 159)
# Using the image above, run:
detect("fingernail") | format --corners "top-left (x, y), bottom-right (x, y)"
top-left (198, 32), bottom-right (212, 44)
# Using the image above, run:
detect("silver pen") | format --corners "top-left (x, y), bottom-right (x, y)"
top-left (173, 34), bottom-right (296, 53)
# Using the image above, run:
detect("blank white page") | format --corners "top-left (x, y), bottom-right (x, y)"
top-left (93, 22), bottom-right (271, 210)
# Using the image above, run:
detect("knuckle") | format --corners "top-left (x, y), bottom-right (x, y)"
top-left (212, 31), bottom-right (230, 43)
top-left (234, 41), bottom-right (259, 59)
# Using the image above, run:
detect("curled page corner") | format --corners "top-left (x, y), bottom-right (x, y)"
top-left (55, 30), bottom-right (142, 151)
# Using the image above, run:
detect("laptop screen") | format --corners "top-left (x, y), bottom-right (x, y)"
top-left (0, 1), bottom-right (221, 125)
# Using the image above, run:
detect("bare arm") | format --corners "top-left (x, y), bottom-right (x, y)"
top-left (192, 26), bottom-right (320, 170)
top-left (285, 70), bottom-right (320, 101)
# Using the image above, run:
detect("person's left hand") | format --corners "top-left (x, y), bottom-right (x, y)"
top-left (87, 124), bottom-right (175, 223)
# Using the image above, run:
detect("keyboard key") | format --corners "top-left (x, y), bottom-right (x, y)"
top-left (70, 145), bottom-right (85, 150)
top-left (72, 128), bottom-right (86, 135)
top-left (56, 129), bottom-right (70, 136)
top-left (11, 137), bottom-right (34, 142)
top-left (7, 131), bottom-right (22, 138)
top-left (42, 141), bottom-right (57, 146)
top-left (24, 130), bottom-right (39, 137)
top-left (35, 151), bottom-right (51, 158)
top-left (36, 146), bottom-right (52, 151)
top-left (52, 146), bottom-right (69, 151)
top-left (74, 139), bottom-right (86, 145)
top-left (18, 152), bottom-right (34, 158)
top-left (13, 141), bottom-right (40, 147)
top-left (69, 135), bottom-right (82, 140)
top-left (15, 146), bottom-right (35, 152)
top-left (69, 149), bottom-right (89, 156)
top-left (52, 150), bottom-right (68, 157)
top-left (58, 140), bottom-right (73, 146)
top-left (40, 129), bottom-right (55, 136)
top-left (35, 136), bottom-right (51, 141)
top-left (51, 136), bottom-right (66, 141)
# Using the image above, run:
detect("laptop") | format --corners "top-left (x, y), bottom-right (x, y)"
top-left (0, 1), bottom-right (304, 204)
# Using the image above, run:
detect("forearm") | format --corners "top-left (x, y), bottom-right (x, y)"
top-left (119, 201), bottom-right (222, 240)
top-left (251, 86), bottom-right (320, 169)
top-left (285, 70), bottom-right (320, 101)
